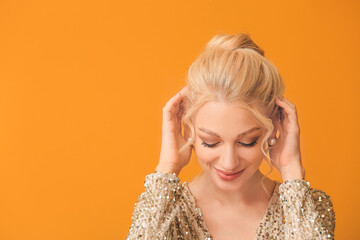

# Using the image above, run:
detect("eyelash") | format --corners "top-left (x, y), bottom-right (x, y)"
top-left (201, 139), bottom-right (258, 148)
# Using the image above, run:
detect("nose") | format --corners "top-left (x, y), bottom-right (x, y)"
top-left (220, 143), bottom-right (239, 172)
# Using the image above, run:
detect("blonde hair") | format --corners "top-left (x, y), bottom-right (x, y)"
top-left (179, 32), bottom-right (285, 197)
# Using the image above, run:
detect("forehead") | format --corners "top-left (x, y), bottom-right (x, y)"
top-left (194, 101), bottom-right (260, 134)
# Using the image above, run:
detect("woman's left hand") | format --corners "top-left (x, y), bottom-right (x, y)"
top-left (268, 96), bottom-right (305, 181)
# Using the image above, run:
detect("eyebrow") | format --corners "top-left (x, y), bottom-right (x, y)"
top-left (198, 127), bottom-right (261, 138)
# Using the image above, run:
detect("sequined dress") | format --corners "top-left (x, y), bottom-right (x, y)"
top-left (126, 171), bottom-right (336, 239)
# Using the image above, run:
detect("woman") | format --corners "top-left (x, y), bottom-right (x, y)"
top-left (126, 33), bottom-right (336, 239)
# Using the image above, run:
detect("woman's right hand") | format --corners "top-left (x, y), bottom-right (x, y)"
top-left (155, 86), bottom-right (193, 176)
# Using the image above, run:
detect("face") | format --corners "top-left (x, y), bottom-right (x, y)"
top-left (193, 100), bottom-right (266, 192)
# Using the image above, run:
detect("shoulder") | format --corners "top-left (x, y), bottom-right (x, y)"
top-left (310, 187), bottom-right (335, 207)
top-left (307, 186), bottom-right (336, 238)
top-left (278, 178), bottom-right (335, 210)
top-left (282, 179), bottom-right (336, 237)
top-left (276, 179), bottom-right (336, 238)
top-left (277, 179), bottom-right (336, 225)
top-left (309, 184), bottom-right (335, 210)
top-left (306, 183), bottom-right (336, 219)
top-left (309, 186), bottom-right (336, 229)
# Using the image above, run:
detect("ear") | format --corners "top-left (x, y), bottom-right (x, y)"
top-left (269, 107), bottom-right (280, 139)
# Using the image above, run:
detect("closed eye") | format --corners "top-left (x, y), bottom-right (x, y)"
top-left (201, 139), bottom-right (258, 148)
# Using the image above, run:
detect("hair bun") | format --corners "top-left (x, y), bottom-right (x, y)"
top-left (205, 32), bottom-right (265, 56)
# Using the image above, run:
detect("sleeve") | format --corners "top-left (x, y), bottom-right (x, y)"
top-left (279, 179), bottom-right (336, 239)
top-left (126, 171), bottom-right (183, 240)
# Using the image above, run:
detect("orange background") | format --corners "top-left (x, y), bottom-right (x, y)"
top-left (0, 0), bottom-right (359, 239)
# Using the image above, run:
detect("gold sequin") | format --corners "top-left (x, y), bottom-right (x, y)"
top-left (127, 172), bottom-right (336, 239)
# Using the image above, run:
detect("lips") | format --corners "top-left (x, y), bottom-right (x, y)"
top-left (215, 167), bottom-right (244, 176)
top-left (215, 167), bottom-right (245, 181)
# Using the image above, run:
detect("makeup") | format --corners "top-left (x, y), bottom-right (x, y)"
top-left (215, 167), bottom-right (245, 181)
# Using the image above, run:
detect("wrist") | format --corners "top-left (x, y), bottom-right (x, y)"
top-left (280, 164), bottom-right (305, 181)
top-left (155, 163), bottom-right (181, 176)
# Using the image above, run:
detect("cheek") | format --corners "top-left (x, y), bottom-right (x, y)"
top-left (194, 142), bottom-right (215, 164)
top-left (243, 140), bottom-right (263, 156)
top-left (236, 147), bottom-right (263, 164)
top-left (250, 142), bottom-right (264, 157)
top-left (245, 143), bottom-right (265, 166)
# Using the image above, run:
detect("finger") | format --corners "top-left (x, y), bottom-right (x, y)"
top-left (277, 97), bottom-right (297, 113)
top-left (165, 86), bottom-right (189, 109)
top-left (165, 91), bottom-right (183, 110)
top-left (280, 96), bottom-right (296, 108)
top-left (176, 105), bottom-right (185, 127)
top-left (183, 122), bottom-right (191, 141)
top-left (163, 90), bottom-right (186, 121)
top-left (269, 108), bottom-right (280, 138)
top-left (275, 98), bottom-right (298, 122)
top-left (179, 86), bottom-right (189, 95)
top-left (275, 97), bottom-right (300, 133)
